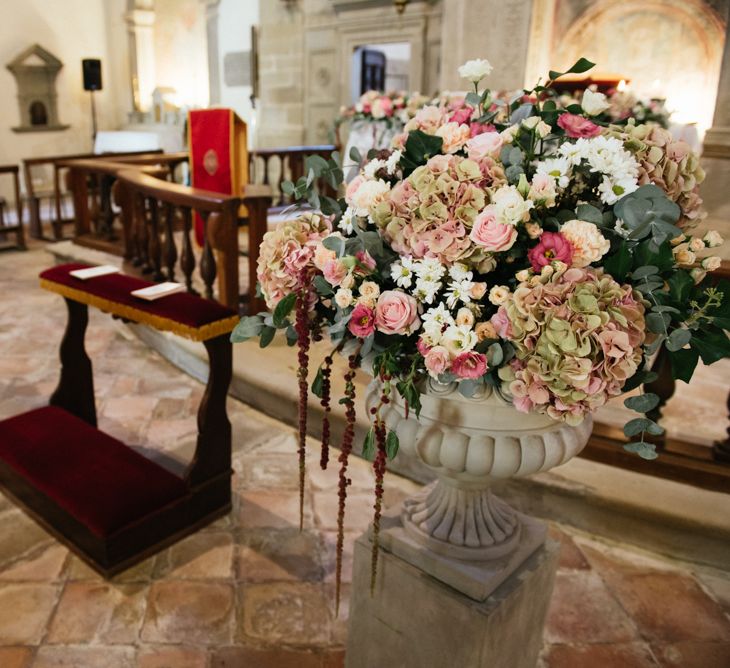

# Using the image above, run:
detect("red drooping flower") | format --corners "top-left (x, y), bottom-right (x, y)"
top-left (527, 231), bottom-right (573, 271)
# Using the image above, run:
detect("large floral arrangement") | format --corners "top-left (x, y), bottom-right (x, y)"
top-left (557, 86), bottom-right (671, 129)
top-left (233, 57), bottom-right (728, 605)
top-left (336, 90), bottom-right (431, 128)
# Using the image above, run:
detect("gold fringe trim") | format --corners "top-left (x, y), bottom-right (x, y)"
top-left (40, 278), bottom-right (238, 342)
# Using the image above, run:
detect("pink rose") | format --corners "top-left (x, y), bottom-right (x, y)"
top-left (380, 96), bottom-right (394, 116)
top-left (345, 176), bottom-right (364, 204)
top-left (348, 304), bottom-right (376, 338)
top-left (557, 113), bottom-right (601, 139)
top-left (323, 259), bottom-right (348, 286)
top-left (416, 337), bottom-right (432, 356)
top-left (466, 132), bottom-right (503, 159)
top-left (491, 306), bottom-right (513, 339)
top-left (355, 250), bottom-right (377, 273)
top-left (424, 345), bottom-right (450, 377)
top-left (451, 351), bottom-right (488, 379)
top-left (470, 207), bottom-right (518, 251)
top-left (374, 290), bottom-right (420, 335)
top-left (527, 231), bottom-right (573, 271)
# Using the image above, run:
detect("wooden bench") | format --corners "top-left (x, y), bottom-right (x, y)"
top-left (0, 263), bottom-right (238, 576)
top-left (0, 164), bottom-right (25, 250)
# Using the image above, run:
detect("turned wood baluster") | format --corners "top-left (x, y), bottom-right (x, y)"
top-left (163, 202), bottom-right (177, 281)
top-left (198, 210), bottom-right (217, 301)
top-left (135, 194), bottom-right (150, 271)
top-left (180, 207), bottom-right (197, 294)
top-left (146, 197), bottom-right (163, 281)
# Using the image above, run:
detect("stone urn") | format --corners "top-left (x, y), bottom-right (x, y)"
top-left (365, 377), bottom-right (592, 600)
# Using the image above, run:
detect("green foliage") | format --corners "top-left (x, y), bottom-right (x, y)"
top-left (259, 325), bottom-right (276, 348)
top-left (623, 441), bottom-right (658, 460)
top-left (614, 185), bottom-right (682, 248)
top-left (548, 57), bottom-right (595, 83)
top-left (230, 315), bottom-right (263, 343)
top-left (272, 292), bottom-right (297, 328)
top-left (362, 427), bottom-right (375, 461)
top-left (400, 130), bottom-right (444, 176)
top-left (386, 430), bottom-right (399, 459)
top-left (624, 393), bottom-right (660, 413)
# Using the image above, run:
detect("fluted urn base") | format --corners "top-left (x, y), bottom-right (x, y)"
top-left (367, 378), bottom-right (592, 600)
top-left (402, 481), bottom-right (520, 561)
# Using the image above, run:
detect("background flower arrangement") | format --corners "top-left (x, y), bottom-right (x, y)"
top-left (233, 57), bottom-right (729, 605)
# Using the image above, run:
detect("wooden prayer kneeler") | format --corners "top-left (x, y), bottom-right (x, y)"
top-left (0, 263), bottom-right (239, 577)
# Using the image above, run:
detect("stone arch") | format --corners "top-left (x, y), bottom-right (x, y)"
top-left (553, 0), bottom-right (726, 131)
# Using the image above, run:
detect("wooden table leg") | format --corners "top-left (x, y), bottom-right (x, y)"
top-left (50, 299), bottom-right (97, 427)
top-left (186, 334), bottom-right (232, 487)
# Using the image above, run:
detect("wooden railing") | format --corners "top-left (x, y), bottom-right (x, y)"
top-left (61, 159), bottom-right (168, 259)
top-left (0, 165), bottom-right (24, 250)
top-left (250, 145), bottom-right (337, 209)
top-left (22, 149), bottom-right (165, 241)
top-left (115, 169), bottom-right (271, 313)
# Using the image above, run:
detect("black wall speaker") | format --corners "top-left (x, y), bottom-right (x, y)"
top-left (82, 59), bottom-right (102, 91)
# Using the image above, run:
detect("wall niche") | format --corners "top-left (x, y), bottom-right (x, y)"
top-left (7, 44), bottom-right (69, 133)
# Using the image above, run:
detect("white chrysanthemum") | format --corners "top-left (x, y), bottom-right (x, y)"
top-left (414, 257), bottom-right (446, 281)
top-left (458, 58), bottom-right (493, 84)
top-left (491, 185), bottom-right (534, 226)
top-left (445, 278), bottom-right (475, 308)
top-left (560, 219), bottom-right (611, 267)
top-left (414, 277), bottom-right (442, 304)
top-left (536, 157), bottom-right (572, 188)
top-left (448, 262), bottom-right (472, 282)
top-left (385, 150), bottom-right (402, 175)
top-left (390, 257), bottom-right (415, 288)
top-left (422, 303), bottom-right (454, 333)
top-left (349, 178), bottom-right (391, 217)
top-left (441, 324), bottom-right (478, 356)
top-left (362, 159), bottom-right (386, 179)
top-left (338, 206), bottom-right (356, 234)
top-left (597, 175), bottom-right (639, 205)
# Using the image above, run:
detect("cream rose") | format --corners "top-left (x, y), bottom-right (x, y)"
top-left (491, 185), bottom-right (534, 226)
top-left (701, 256), bottom-right (722, 271)
top-left (581, 88), bottom-right (610, 116)
top-left (358, 280), bottom-right (380, 306)
top-left (560, 219), bottom-right (610, 267)
top-left (458, 58), bottom-right (493, 84)
top-left (488, 285), bottom-right (510, 305)
top-left (456, 307), bottom-right (475, 327)
top-left (436, 122), bottom-right (471, 154)
top-left (346, 178), bottom-right (391, 217)
top-left (335, 288), bottom-right (353, 308)
top-left (703, 230), bottom-right (724, 248)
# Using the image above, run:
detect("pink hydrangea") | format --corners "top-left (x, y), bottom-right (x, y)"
top-left (495, 267), bottom-right (647, 425)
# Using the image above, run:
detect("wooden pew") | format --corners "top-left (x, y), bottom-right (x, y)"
top-left (0, 165), bottom-right (24, 250)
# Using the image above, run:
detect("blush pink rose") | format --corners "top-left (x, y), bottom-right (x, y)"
top-left (527, 231), bottom-right (573, 271)
top-left (424, 345), bottom-right (450, 377)
top-left (451, 351), bottom-right (488, 379)
top-left (491, 306), bottom-right (513, 339)
top-left (469, 122), bottom-right (495, 138)
top-left (323, 259), bottom-right (348, 286)
top-left (348, 304), bottom-right (375, 338)
top-left (416, 337), bottom-right (432, 356)
top-left (466, 132), bottom-right (503, 159)
top-left (345, 176), bottom-right (364, 204)
top-left (470, 207), bottom-right (518, 252)
top-left (374, 290), bottom-right (421, 335)
top-left (557, 113), bottom-right (601, 138)
top-left (355, 250), bottom-right (377, 273)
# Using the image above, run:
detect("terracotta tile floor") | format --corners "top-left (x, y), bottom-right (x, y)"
top-left (0, 246), bottom-right (729, 668)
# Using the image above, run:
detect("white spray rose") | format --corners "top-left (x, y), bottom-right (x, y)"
top-left (458, 58), bottom-right (493, 84)
top-left (581, 88), bottom-right (610, 116)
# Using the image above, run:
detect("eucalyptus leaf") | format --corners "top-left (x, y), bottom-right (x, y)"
top-left (230, 315), bottom-right (263, 343)
top-left (349, 146), bottom-right (362, 164)
top-left (259, 325), bottom-right (276, 348)
top-left (623, 441), bottom-right (659, 460)
top-left (623, 417), bottom-right (664, 438)
top-left (624, 392), bottom-right (660, 413)
top-left (666, 328), bottom-right (692, 352)
top-left (272, 292), bottom-right (297, 328)
top-left (362, 428), bottom-right (375, 461)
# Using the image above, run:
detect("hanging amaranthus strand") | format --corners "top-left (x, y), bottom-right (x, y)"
top-left (335, 350), bottom-right (359, 615)
top-left (319, 354), bottom-right (333, 470)
top-left (370, 377), bottom-right (390, 595)
top-left (294, 276), bottom-right (311, 532)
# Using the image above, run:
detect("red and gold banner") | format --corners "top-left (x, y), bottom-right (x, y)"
top-left (188, 108), bottom-right (248, 245)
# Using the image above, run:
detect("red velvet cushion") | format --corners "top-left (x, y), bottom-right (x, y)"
top-left (40, 263), bottom-right (237, 331)
top-left (0, 406), bottom-right (188, 537)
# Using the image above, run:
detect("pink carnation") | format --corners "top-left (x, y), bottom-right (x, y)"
top-left (527, 232), bottom-right (573, 271)
top-left (557, 113), bottom-right (601, 139)
top-left (451, 351), bottom-right (488, 379)
top-left (348, 304), bottom-right (375, 338)
top-left (449, 106), bottom-right (473, 125)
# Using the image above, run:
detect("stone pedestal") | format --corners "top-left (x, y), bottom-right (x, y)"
top-left (345, 518), bottom-right (559, 668)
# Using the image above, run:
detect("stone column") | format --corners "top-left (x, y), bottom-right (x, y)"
top-left (201, 0), bottom-right (222, 106)
top-left (125, 5), bottom-right (156, 113)
top-left (701, 26), bottom-right (730, 235)
top-left (439, 0), bottom-right (534, 91)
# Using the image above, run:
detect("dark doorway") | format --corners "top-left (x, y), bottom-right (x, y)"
top-left (29, 101), bottom-right (48, 126)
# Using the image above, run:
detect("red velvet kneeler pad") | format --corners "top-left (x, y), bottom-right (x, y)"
top-left (188, 108), bottom-right (248, 245)
top-left (0, 406), bottom-right (188, 537)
